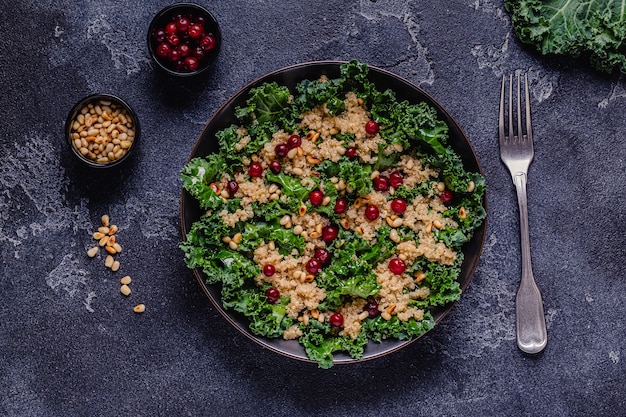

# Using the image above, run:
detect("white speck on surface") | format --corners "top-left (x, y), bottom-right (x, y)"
top-left (86, 15), bottom-right (149, 75)
top-left (609, 350), bottom-right (620, 364)
top-left (471, 33), bottom-right (510, 76)
top-left (46, 253), bottom-right (90, 298)
top-left (585, 293), bottom-right (594, 303)
top-left (598, 75), bottom-right (626, 108)
top-left (54, 25), bottom-right (64, 37)
top-left (84, 291), bottom-right (97, 313)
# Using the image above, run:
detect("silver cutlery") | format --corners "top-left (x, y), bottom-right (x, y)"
top-left (498, 73), bottom-right (547, 354)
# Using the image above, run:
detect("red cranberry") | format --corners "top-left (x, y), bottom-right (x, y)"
top-left (322, 225), bottom-right (339, 242)
top-left (287, 134), bottom-right (302, 149)
top-left (183, 56), bottom-right (199, 71)
top-left (373, 175), bottom-right (390, 191)
top-left (156, 42), bottom-right (171, 58)
top-left (365, 301), bottom-right (380, 317)
top-left (306, 258), bottom-right (322, 274)
top-left (345, 147), bottom-right (357, 159)
top-left (334, 197), bottom-right (348, 214)
top-left (188, 23), bottom-right (204, 39)
top-left (226, 181), bottom-right (239, 195)
top-left (389, 171), bottom-right (403, 188)
top-left (388, 258), bottom-right (407, 275)
top-left (176, 16), bottom-right (190, 32)
top-left (263, 264), bottom-right (276, 276)
top-left (265, 287), bottom-right (280, 303)
top-left (365, 120), bottom-right (379, 135)
top-left (165, 21), bottom-right (177, 34)
top-left (167, 33), bottom-right (180, 46)
top-left (195, 16), bottom-right (207, 26)
top-left (153, 28), bottom-right (167, 43)
top-left (178, 44), bottom-right (191, 57)
top-left (440, 189), bottom-right (453, 204)
top-left (167, 48), bottom-right (180, 62)
top-left (329, 313), bottom-right (344, 327)
top-left (309, 190), bottom-right (324, 206)
top-left (269, 160), bottom-right (282, 174)
top-left (199, 34), bottom-right (217, 51)
top-left (248, 162), bottom-right (263, 178)
top-left (274, 143), bottom-right (289, 158)
top-left (314, 248), bottom-right (330, 266)
top-left (390, 198), bottom-right (407, 214)
top-left (364, 204), bottom-right (379, 221)
top-left (193, 46), bottom-right (206, 60)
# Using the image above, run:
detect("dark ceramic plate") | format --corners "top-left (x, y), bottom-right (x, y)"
top-left (180, 61), bottom-right (487, 365)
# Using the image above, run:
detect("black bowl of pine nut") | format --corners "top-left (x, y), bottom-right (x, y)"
top-left (65, 94), bottom-right (139, 168)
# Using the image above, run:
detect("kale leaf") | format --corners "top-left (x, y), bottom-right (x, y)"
top-left (505, 0), bottom-right (626, 73)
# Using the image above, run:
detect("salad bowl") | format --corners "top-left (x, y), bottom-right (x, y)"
top-left (180, 61), bottom-right (487, 365)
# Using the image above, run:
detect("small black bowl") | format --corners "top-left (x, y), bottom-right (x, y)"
top-left (65, 94), bottom-right (140, 169)
top-left (147, 3), bottom-right (221, 77)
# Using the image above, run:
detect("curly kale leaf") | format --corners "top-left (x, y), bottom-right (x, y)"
top-left (298, 320), bottom-right (367, 369)
top-left (505, 0), bottom-right (626, 73)
top-left (180, 155), bottom-right (228, 210)
top-left (362, 312), bottom-right (435, 343)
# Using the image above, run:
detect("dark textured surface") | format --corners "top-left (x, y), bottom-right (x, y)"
top-left (1, 1), bottom-right (625, 416)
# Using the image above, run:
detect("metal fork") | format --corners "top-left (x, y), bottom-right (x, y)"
top-left (499, 73), bottom-right (547, 354)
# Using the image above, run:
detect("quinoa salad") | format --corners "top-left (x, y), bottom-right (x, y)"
top-left (180, 61), bottom-right (486, 368)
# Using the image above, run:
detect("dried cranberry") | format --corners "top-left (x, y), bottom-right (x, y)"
top-left (309, 190), bottom-right (324, 206)
top-left (334, 197), bottom-right (348, 214)
top-left (226, 181), bottom-right (239, 195)
top-left (287, 134), bottom-right (302, 149)
top-left (274, 143), bottom-right (289, 158)
top-left (314, 248), bottom-right (330, 266)
top-left (365, 120), bottom-right (379, 135)
top-left (263, 264), bottom-right (276, 277)
top-left (345, 147), bottom-right (357, 159)
top-left (269, 160), bottom-right (282, 174)
top-left (388, 258), bottom-right (406, 275)
top-left (364, 204), bottom-right (379, 221)
top-left (390, 198), bottom-right (407, 214)
top-left (373, 175), bottom-right (390, 191)
top-left (440, 189), bottom-right (453, 204)
top-left (389, 171), bottom-right (403, 188)
top-left (248, 162), bottom-right (263, 178)
top-left (329, 313), bottom-right (344, 327)
top-left (306, 258), bottom-right (322, 274)
top-left (322, 225), bottom-right (339, 242)
top-left (365, 301), bottom-right (380, 317)
top-left (265, 287), bottom-right (280, 303)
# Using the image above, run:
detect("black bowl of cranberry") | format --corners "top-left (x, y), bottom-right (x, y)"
top-left (147, 3), bottom-right (221, 77)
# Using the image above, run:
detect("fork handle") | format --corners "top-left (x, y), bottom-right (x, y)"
top-left (512, 172), bottom-right (547, 354)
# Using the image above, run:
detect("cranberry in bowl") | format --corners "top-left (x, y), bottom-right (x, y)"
top-left (147, 3), bottom-right (221, 77)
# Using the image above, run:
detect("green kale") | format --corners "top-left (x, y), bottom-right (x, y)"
top-left (180, 155), bottom-right (228, 210)
top-left (362, 312), bottom-right (435, 343)
top-left (298, 320), bottom-right (367, 369)
top-left (505, 0), bottom-right (626, 73)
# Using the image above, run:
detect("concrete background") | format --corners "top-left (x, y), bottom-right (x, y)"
top-left (1, 0), bottom-right (625, 416)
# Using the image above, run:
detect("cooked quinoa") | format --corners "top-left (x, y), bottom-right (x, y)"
top-left (180, 60), bottom-right (486, 368)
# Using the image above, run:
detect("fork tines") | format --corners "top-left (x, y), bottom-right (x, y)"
top-left (499, 73), bottom-right (533, 144)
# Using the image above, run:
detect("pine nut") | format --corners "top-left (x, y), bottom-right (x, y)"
top-left (120, 275), bottom-right (132, 285)
top-left (459, 207), bottom-right (467, 219)
top-left (99, 236), bottom-right (109, 246)
top-left (415, 272), bottom-right (427, 283)
top-left (98, 226), bottom-right (110, 234)
top-left (105, 245), bottom-right (117, 255)
top-left (229, 241), bottom-right (238, 250)
top-left (111, 260), bottom-right (120, 272)
top-left (105, 255), bottom-right (114, 268)
top-left (389, 229), bottom-right (400, 243)
top-left (293, 225), bottom-right (303, 235)
top-left (467, 181), bottom-right (475, 192)
top-left (113, 243), bottom-right (122, 253)
top-left (120, 284), bottom-right (131, 296)
top-left (87, 247), bottom-right (99, 257)
top-left (437, 182), bottom-right (446, 192)
top-left (101, 214), bottom-right (110, 227)
top-left (108, 225), bottom-right (118, 235)
top-left (93, 231), bottom-right (105, 240)
top-left (232, 233), bottom-right (242, 244)
top-left (322, 196), bottom-right (331, 206)
top-left (392, 218), bottom-right (403, 228)
top-left (433, 219), bottom-right (443, 230)
top-left (287, 148), bottom-right (298, 159)
top-left (279, 215), bottom-right (291, 226)
top-left (298, 204), bottom-right (307, 216)
top-left (133, 304), bottom-right (145, 313)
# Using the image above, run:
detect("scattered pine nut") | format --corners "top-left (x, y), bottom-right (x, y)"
top-left (133, 304), bottom-right (145, 313)
top-left (120, 275), bottom-right (132, 285)
top-left (120, 284), bottom-right (131, 296)
top-left (111, 260), bottom-right (120, 272)
top-left (101, 214), bottom-right (110, 227)
top-left (87, 246), bottom-right (99, 257)
top-left (105, 255), bottom-right (114, 268)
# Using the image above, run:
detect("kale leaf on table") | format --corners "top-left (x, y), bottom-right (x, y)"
top-left (505, 0), bottom-right (626, 73)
